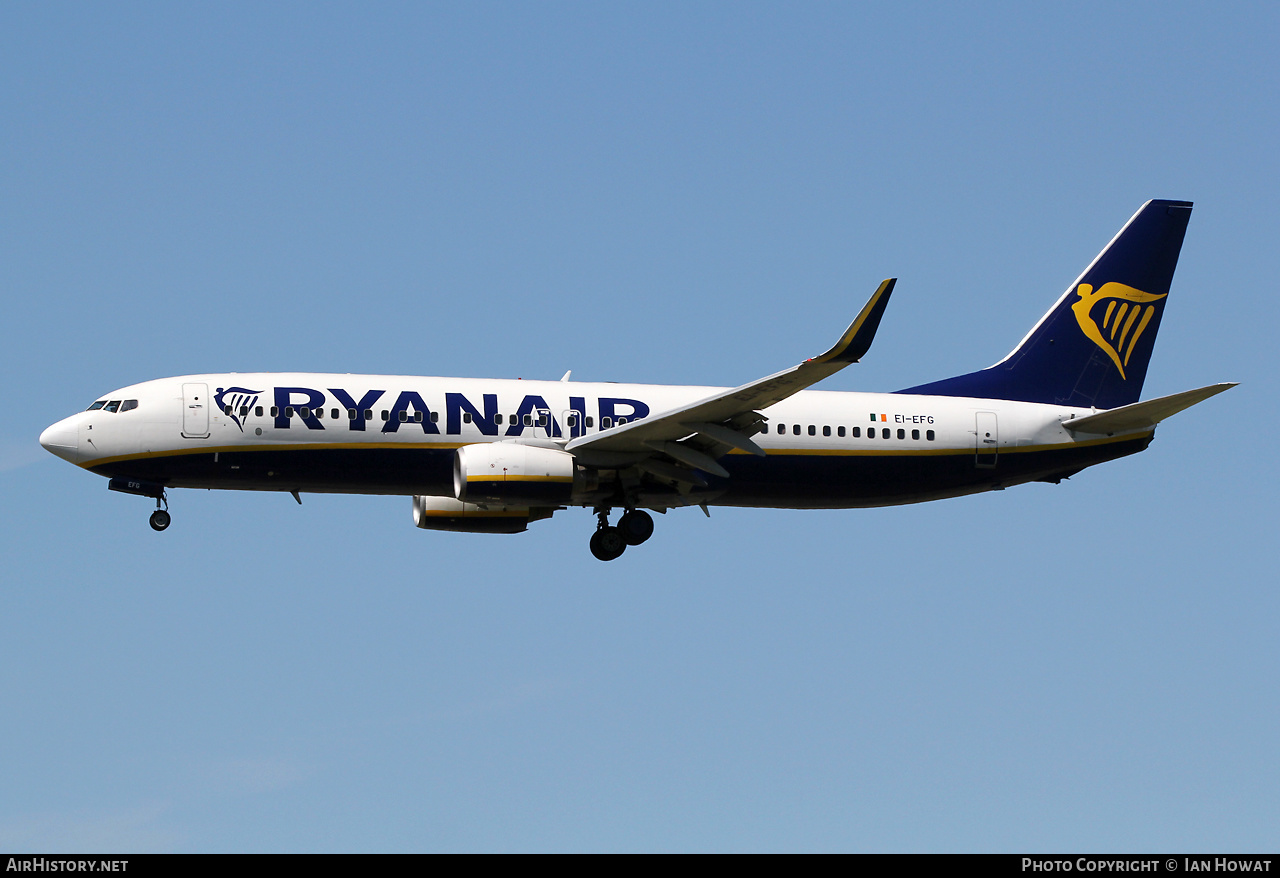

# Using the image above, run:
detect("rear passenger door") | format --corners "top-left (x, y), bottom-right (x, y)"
top-left (975, 411), bottom-right (998, 468)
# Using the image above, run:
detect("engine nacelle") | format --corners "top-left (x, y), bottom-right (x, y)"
top-left (412, 495), bottom-right (554, 534)
top-left (453, 443), bottom-right (583, 506)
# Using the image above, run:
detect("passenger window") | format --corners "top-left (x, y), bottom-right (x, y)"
top-left (381, 411), bottom-right (389, 421)
top-left (540, 414), bottom-right (550, 427)
top-left (431, 411), bottom-right (439, 423)
top-left (414, 411), bottom-right (423, 423)
top-left (120, 400), bottom-right (139, 413)
top-left (399, 410), bottom-right (408, 422)
top-left (255, 406), bottom-right (263, 417)
top-left (897, 429), bottom-right (905, 439)
top-left (315, 408), bottom-right (324, 419)
top-left (524, 414), bottom-right (534, 427)
top-left (347, 408), bottom-right (356, 420)
top-left (882, 428), bottom-right (890, 439)
top-left (806, 425), bottom-right (814, 436)
top-left (271, 406), bottom-right (279, 417)
top-left (776, 424), bottom-right (784, 434)
top-left (300, 407), bottom-right (311, 419)
top-left (852, 427), bottom-right (860, 438)
top-left (837, 426), bottom-right (845, 437)
top-left (601, 416), bottom-right (612, 428)
top-left (495, 414), bottom-right (504, 425)
top-left (364, 410), bottom-right (373, 420)
top-left (104, 400), bottom-right (121, 413)
top-left (239, 406), bottom-right (248, 417)
top-left (332, 409), bottom-right (339, 420)
top-left (823, 426), bottom-right (831, 437)
top-left (912, 429), bottom-right (920, 440)
top-left (927, 430), bottom-right (935, 441)
top-left (284, 406), bottom-right (294, 418)
top-left (586, 417), bottom-right (594, 428)
top-left (463, 412), bottom-right (472, 424)
top-left (87, 401), bottom-right (107, 411)
top-left (566, 414), bottom-right (577, 428)
top-left (616, 417), bottom-right (626, 426)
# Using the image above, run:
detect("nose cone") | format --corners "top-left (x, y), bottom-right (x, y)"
top-left (39, 417), bottom-right (79, 463)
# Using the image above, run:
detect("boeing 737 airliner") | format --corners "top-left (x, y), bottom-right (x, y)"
top-left (40, 200), bottom-right (1233, 559)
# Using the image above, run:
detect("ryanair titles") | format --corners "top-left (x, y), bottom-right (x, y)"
top-left (231, 385), bottom-right (652, 439)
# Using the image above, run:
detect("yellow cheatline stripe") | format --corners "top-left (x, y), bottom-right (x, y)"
top-left (80, 440), bottom-right (469, 469)
top-left (83, 429), bottom-right (1153, 471)
top-left (465, 474), bottom-right (573, 483)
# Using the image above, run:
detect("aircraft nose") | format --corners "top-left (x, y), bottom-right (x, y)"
top-left (39, 417), bottom-right (79, 462)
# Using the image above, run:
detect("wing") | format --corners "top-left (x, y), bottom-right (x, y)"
top-left (566, 279), bottom-right (896, 482)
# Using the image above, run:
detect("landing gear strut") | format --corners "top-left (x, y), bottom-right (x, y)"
top-left (588, 508), bottom-right (655, 561)
top-left (589, 508), bottom-right (626, 562)
top-left (108, 478), bottom-right (171, 532)
top-left (149, 492), bottom-right (170, 532)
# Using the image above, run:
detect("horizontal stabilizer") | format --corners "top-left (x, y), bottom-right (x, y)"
top-left (1062, 383), bottom-right (1236, 435)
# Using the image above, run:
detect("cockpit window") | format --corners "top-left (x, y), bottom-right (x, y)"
top-left (103, 400), bottom-right (121, 413)
top-left (119, 400), bottom-right (139, 413)
top-left (87, 401), bottom-right (107, 411)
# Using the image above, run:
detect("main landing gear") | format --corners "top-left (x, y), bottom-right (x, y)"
top-left (589, 508), bottom-right (654, 561)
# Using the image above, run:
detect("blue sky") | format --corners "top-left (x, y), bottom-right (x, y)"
top-left (2, 2), bottom-right (1276, 852)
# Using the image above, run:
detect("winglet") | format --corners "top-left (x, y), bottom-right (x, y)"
top-left (813, 279), bottom-right (896, 365)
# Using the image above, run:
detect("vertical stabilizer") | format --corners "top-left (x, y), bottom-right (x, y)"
top-left (900, 200), bottom-right (1192, 409)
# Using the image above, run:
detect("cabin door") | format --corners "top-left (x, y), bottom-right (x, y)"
top-left (975, 411), bottom-right (998, 468)
top-left (182, 383), bottom-right (210, 438)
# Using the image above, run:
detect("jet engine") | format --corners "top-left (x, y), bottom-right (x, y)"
top-left (453, 443), bottom-right (586, 506)
top-left (412, 495), bottom-right (554, 534)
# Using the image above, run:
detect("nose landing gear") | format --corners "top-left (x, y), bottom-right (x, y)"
top-left (588, 508), bottom-right (655, 561)
top-left (149, 507), bottom-right (171, 531)
top-left (108, 478), bottom-right (172, 532)
top-left (148, 491), bottom-right (171, 531)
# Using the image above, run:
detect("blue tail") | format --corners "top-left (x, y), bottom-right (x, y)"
top-left (899, 200), bottom-right (1193, 409)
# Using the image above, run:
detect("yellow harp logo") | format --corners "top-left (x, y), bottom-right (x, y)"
top-left (1071, 282), bottom-right (1167, 379)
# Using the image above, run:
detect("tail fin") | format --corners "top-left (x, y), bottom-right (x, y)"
top-left (900, 200), bottom-right (1193, 409)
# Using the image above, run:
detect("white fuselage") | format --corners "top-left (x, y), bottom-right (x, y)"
top-left (39, 372), bottom-right (1148, 509)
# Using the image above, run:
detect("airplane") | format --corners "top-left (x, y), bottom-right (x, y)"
top-left (39, 199), bottom-right (1234, 560)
